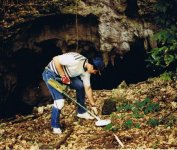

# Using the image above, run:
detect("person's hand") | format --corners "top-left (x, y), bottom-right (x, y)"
top-left (61, 75), bottom-right (70, 84)
top-left (90, 106), bottom-right (98, 115)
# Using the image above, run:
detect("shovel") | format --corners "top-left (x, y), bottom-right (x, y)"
top-left (48, 78), bottom-right (111, 127)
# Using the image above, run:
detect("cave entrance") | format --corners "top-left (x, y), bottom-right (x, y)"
top-left (13, 39), bottom-right (61, 85)
top-left (91, 38), bottom-right (151, 89)
top-left (0, 39), bottom-right (62, 118)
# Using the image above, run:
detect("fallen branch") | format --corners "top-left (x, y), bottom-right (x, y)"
top-left (10, 114), bottom-right (39, 124)
top-left (55, 127), bottom-right (74, 149)
top-left (113, 133), bottom-right (124, 148)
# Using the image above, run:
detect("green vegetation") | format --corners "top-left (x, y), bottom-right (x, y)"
top-left (123, 119), bottom-right (134, 129)
top-left (147, 0), bottom-right (177, 70)
top-left (159, 71), bottom-right (174, 81)
top-left (116, 98), bottom-right (160, 115)
top-left (147, 118), bottom-right (159, 127)
top-left (105, 97), bottom-right (162, 131)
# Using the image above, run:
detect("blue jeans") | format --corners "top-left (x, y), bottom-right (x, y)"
top-left (42, 69), bottom-right (87, 128)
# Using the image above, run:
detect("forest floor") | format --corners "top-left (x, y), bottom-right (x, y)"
top-left (0, 76), bottom-right (177, 149)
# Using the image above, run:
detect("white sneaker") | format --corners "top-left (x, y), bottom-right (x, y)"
top-left (77, 112), bottom-right (94, 120)
top-left (53, 128), bottom-right (62, 134)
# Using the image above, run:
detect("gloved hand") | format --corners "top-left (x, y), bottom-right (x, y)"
top-left (90, 106), bottom-right (98, 115)
top-left (61, 75), bottom-right (70, 84)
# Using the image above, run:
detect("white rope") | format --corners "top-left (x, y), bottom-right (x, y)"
top-left (75, 0), bottom-right (79, 51)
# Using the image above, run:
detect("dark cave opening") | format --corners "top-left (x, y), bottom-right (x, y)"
top-left (91, 38), bottom-right (156, 90)
top-left (13, 39), bottom-right (61, 86)
top-left (0, 39), bottom-right (62, 118)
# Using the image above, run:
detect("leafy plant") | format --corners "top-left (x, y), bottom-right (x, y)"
top-left (147, 0), bottom-right (177, 70)
top-left (134, 98), bottom-right (160, 114)
top-left (106, 97), bottom-right (161, 131)
top-left (143, 102), bottom-right (160, 114)
top-left (117, 97), bottom-right (160, 115)
top-left (104, 123), bottom-right (119, 131)
top-left (123, 120), bottom-right (133, 129)
top-left (160, 71), bottom-right (173, 80)
top-left (147, 118), bottom-right (159, 127)
top-left (105, 123), bottom-right (113, 130)
top-left (135, 123), bottom-right (141, 129)
top-left (123, 103), bottom-right (134, 111)
top-left (117, 101), bottom-right (136, 112)
top-left (135, 98), bottom-right (151, 110)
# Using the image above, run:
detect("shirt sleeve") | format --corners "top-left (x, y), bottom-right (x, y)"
top-left (58, 54), bottom-right (76, 66)
top-left (80, 72), bottom-right (91, 87)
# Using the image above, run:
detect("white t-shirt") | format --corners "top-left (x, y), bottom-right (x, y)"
top-left (47, 52), bottom-right (91, 87)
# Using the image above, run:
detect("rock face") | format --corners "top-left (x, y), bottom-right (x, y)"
top-left (2, 0), bottom-right (157, 53)
top-left (0, 0), bottom-right (158, 116)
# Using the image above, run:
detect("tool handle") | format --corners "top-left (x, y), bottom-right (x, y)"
top-left (63, 91), bottom-right (100, 121)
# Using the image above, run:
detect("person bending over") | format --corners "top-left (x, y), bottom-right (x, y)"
top-left (42, 52), bottom-right (104, 134)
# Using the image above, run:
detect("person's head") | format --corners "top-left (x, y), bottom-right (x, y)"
top-left (86, 57), bottom-right (105, 74)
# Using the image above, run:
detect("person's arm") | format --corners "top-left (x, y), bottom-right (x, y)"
top-left (84, 86), bottom-right (95, 106)
top-left (53, 56), bottom-right (65, 77)
top-left (53, 56), bottom-right (70, 84)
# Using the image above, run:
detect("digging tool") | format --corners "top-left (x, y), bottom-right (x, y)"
top-left (48, 78), bottom-right (111, 127)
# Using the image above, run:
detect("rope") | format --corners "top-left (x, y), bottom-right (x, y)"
top-left (75, 0), bottom-right (79, 52)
